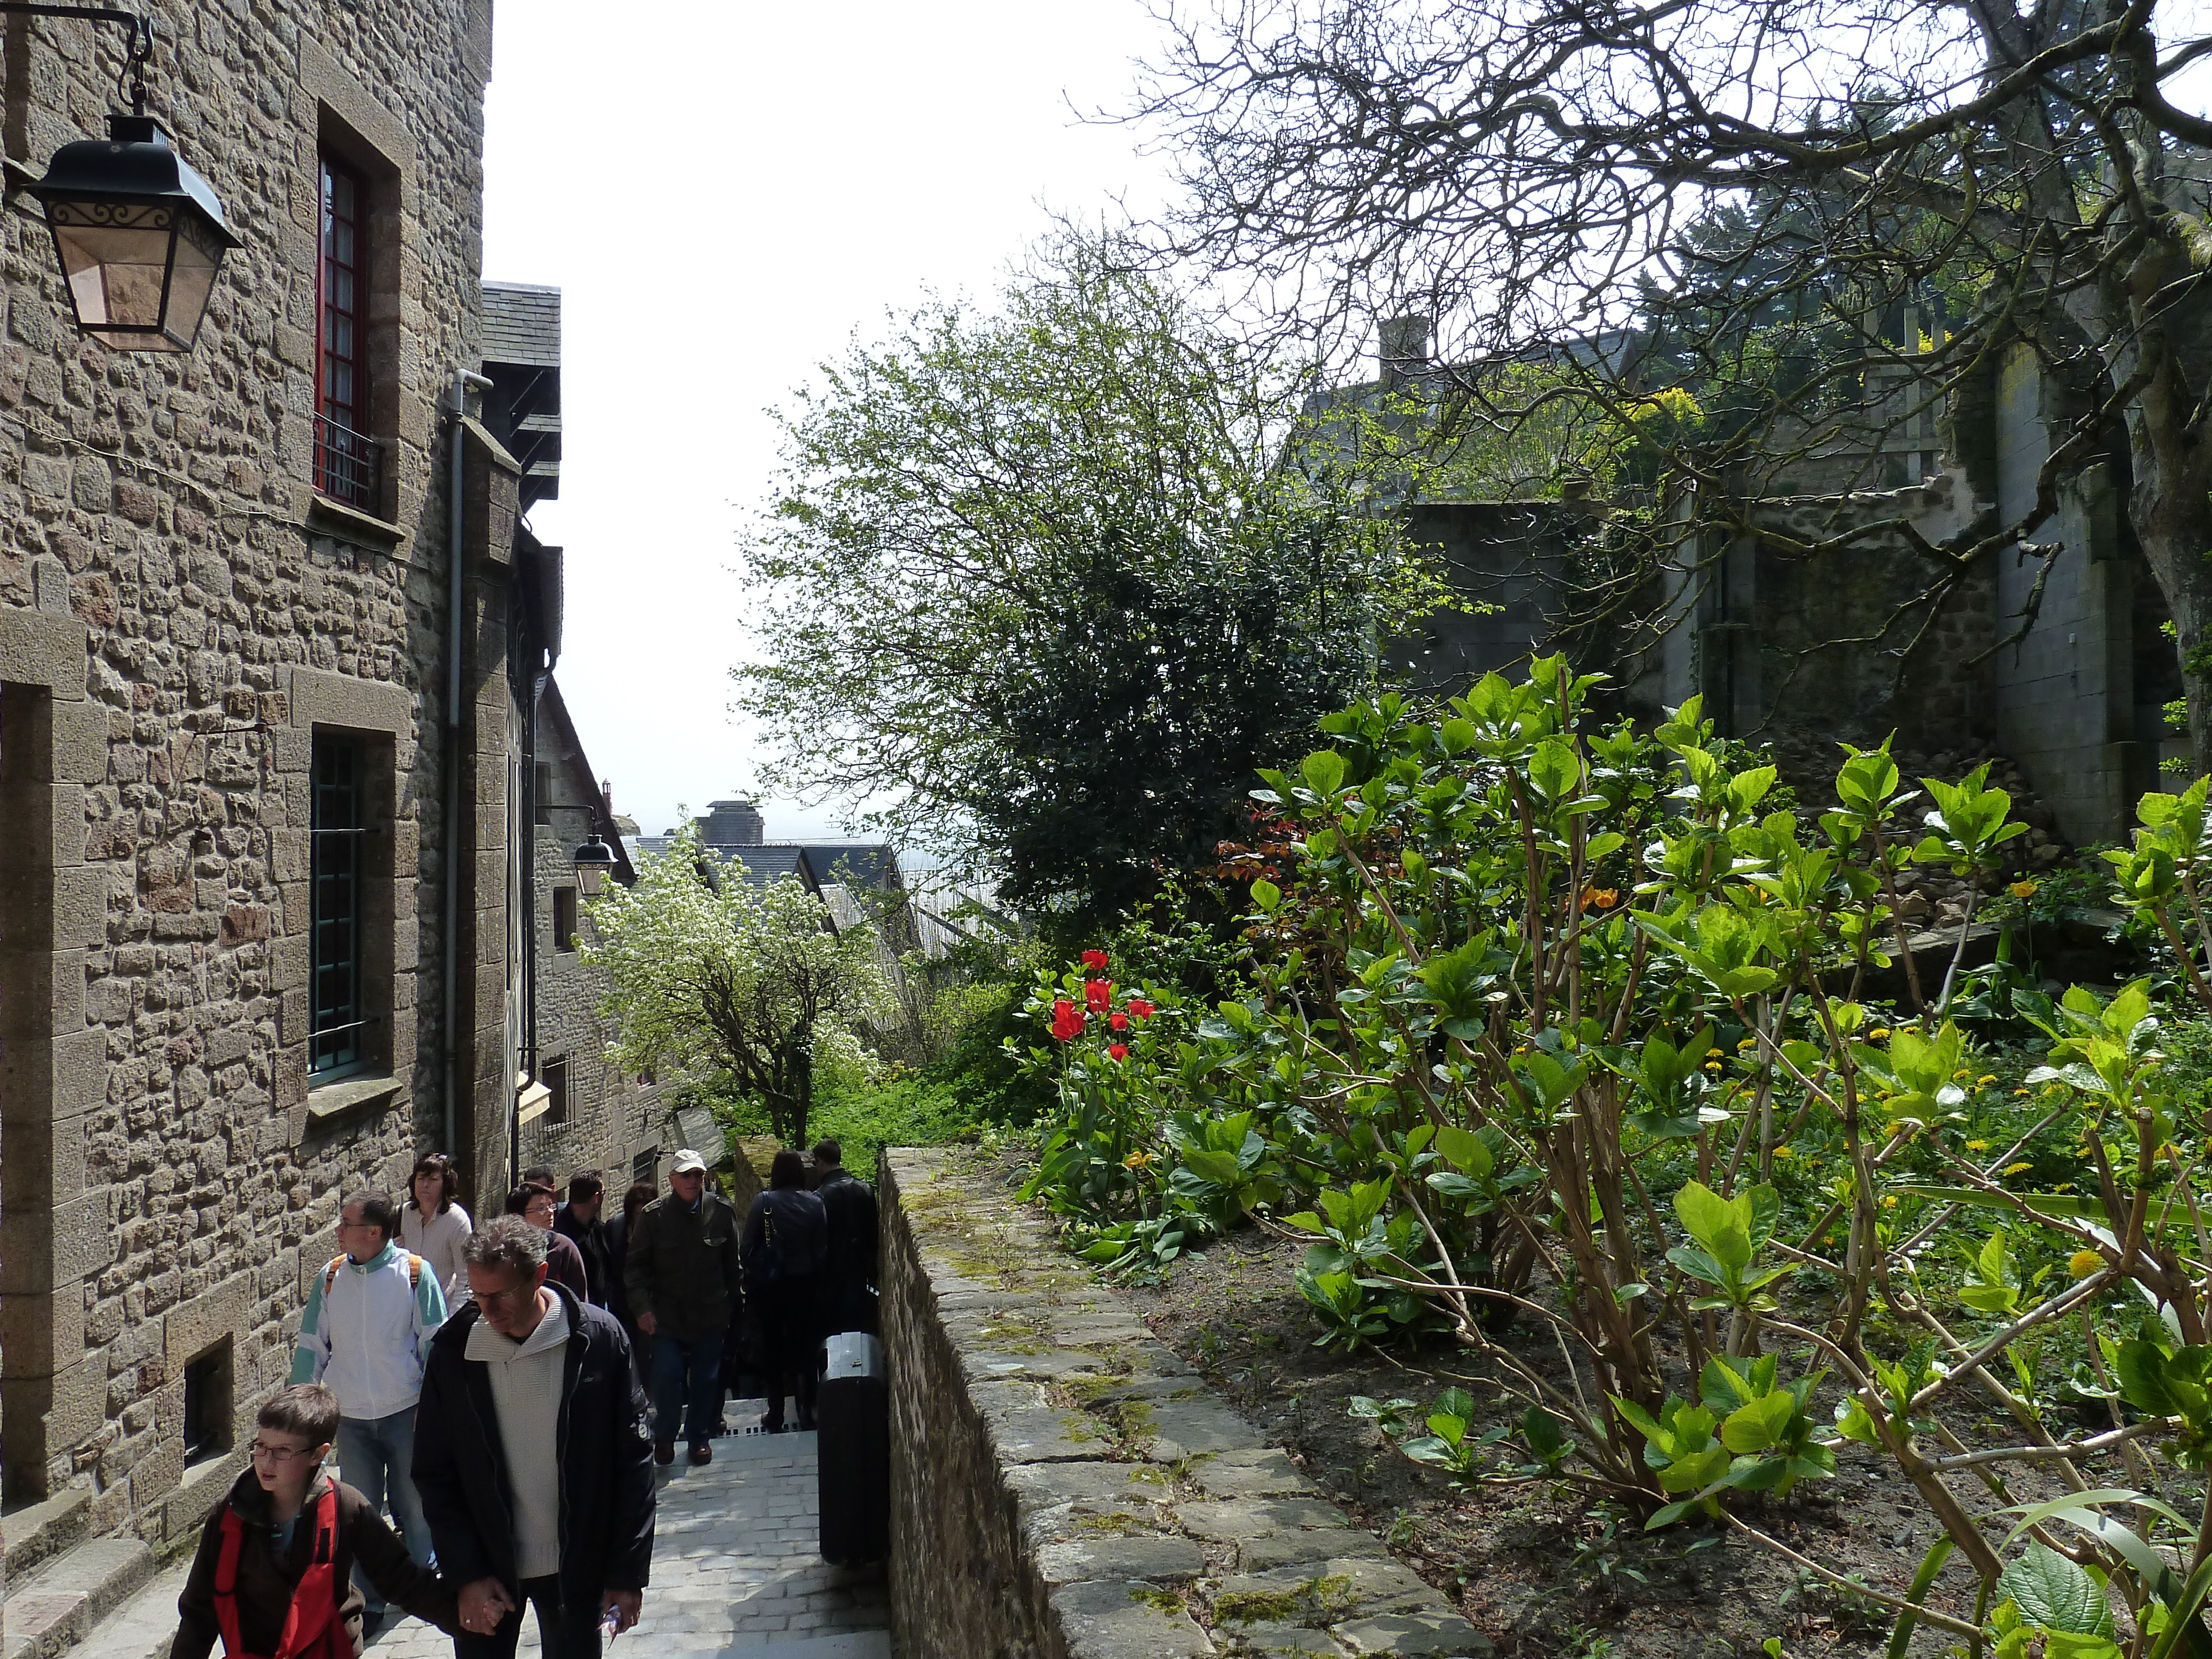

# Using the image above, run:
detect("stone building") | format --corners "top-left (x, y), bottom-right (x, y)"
top-left (1318, 320), bottom-right (2185, 845)
top-left (517, 677), bottom-right (663, 1185)
top-left (0, 0), bottom-right (635, 1560)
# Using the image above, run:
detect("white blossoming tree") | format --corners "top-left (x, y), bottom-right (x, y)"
top-left (581, 821), bottom-right (894, 1149)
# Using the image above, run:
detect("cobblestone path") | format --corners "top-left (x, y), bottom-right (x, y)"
top-left (72, 1404), bottom-right (890, 1659)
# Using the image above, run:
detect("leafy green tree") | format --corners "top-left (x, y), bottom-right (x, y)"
top-left (582, 822), bottom-right (893, 1149)
top-left (735, 232), bottom-right (1442, 926)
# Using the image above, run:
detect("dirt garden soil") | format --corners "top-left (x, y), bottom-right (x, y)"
top-left (1104, 1220), bottom-right (2165, 1659)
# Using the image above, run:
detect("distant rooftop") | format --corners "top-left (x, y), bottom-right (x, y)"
top-left (483, 282), bottom-right (561, 369)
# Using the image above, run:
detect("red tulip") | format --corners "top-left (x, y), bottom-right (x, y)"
top-left (1049, 999), bottom-right (1086, 1041)
top-left (1084, 979), bottom-right (1113, 1013)
top-left (1128, 999), bottom-right (1156, 1020)
top-left (1108, 1043), bottom-right (1129, 1061)
top-left (1081, 949), bottom-right (1110, 971)
top-left (1109, 1011), bottom-right (1129, 1032)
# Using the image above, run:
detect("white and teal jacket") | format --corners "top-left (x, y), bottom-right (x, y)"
top-left (289, 1241), bottom-right (448, 1420)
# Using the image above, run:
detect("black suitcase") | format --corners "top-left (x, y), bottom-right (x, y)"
top-left (816, 1331), bottom-right (890, 1564)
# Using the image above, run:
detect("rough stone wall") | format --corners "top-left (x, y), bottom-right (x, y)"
top-left (0, 0), bottom-right (498, 1541)
top-left (881, 1148), bottom-right (1491, 1658)
top-left (519, 762), bottom-right (662, 1186)
top-left (1989, 343), bottom-right (2164, 844)
top-left (1742, 471), bottom-right (1998, 755)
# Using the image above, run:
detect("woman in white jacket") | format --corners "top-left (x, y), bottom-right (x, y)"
top-left (400, 1152), bottom-right (474, 1307)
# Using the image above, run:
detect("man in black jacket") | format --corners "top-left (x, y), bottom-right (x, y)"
top-left (625, 1150), bottom-right (743, 1466)
top-left (413, 1215), bottom-right (654, 1659)
top-left (810, 1140), bottom-right (880, 1335)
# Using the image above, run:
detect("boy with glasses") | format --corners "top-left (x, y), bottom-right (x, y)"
top-left (170, 1385), bottom-right (456, 1659)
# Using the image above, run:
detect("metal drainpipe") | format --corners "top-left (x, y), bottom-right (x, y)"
top-left (444, 369), bottom-right (493, 1157)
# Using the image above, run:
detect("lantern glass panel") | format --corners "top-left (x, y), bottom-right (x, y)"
top-left (577, 864), bottom-right (607, 898)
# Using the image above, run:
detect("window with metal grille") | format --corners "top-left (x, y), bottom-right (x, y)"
top-left (543, 1056), bottom-right (570, 1125)
top-left (315, 154), bottom-right (378, 509)
top-left (633, 1147), bottom-right (659, 1183)
top-left (311, 737), bottom-right (366, 1078)
top-left (553, 885), bottom-right (577, 953)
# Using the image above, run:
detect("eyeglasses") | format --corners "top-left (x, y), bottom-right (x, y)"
top-left (248, 1441), bottom-right (320, 1464)
top-left (477, 1281), bottom-right (538, 1308)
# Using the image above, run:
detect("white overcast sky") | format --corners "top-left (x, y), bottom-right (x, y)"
top-left (479, 0), bottom-right (1175, 848)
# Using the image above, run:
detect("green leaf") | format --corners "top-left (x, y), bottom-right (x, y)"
top-left (1522, 1407), bottom-right (1567, 1459)
top-left (2001, 1542), bottom-right (2115, 1637)
top-left (1719, 1392), bottom-right (1794, 1454)
top-left (1886, 1538), bottom-right (1955, 1659)
top-left (1301, 750), bottom-right (1347, 797)
top-left (1436, 1124), bottom-right (1495, 1178)
top-left (1250, 879), bottom-right (1282, 912)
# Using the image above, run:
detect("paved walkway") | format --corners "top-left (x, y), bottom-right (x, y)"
top-left (71, 1400), bottom-right (889, 1659)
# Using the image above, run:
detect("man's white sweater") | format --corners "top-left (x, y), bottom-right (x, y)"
top-left (466, 1295), bottom-right (569, 1580)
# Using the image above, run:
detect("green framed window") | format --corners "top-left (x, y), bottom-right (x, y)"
top-left (310, 737), bottom-right (367, 1078)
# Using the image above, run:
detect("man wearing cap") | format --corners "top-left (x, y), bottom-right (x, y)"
top-left (623, 1152), bottom-right (743, 1466)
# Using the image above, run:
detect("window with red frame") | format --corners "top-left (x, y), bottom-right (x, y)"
top-left (315, 154), bottom-right (374, 508)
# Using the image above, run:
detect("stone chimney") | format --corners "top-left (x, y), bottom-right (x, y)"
top-left (1378, 315), bottom-right (1432, 389)
top-left (701, 798), bottom-right (765, 847)
top-left (601, 779), bottom-right (614, 820)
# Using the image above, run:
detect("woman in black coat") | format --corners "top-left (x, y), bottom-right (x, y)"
top-left (740, 1149), bottom-right (828, 1432)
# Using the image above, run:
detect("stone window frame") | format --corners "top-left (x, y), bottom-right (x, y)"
top-left (0, 612), bottom-right (110, 1500)
top-left (279, 667), bottom-right (418, 1131)
top-left (293, 38), bottom-right (419, 542)
top-left (552, 884), bottom-right (578, 955)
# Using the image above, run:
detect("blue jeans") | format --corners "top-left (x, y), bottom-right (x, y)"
top-left (335, 1408), bottom-right (432, 1608)
top-left (651, 1332), bottom-right (723, 1446)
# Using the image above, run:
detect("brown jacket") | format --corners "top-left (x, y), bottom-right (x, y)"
top-left (171, 1469), bottom-right (456, 1659)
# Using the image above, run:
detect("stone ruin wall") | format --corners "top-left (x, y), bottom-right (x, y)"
top-left (880, 1147), bottom-right (1490, 1658)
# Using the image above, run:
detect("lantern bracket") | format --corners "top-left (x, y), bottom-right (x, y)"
top-left (0, 5), bottom-right (155, 114)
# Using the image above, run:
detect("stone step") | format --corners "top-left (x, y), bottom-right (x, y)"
top-left (2, 1489), bottom-right (93, 1590)
top-left (3, 1537), bottom-right (159, 1659)
top-left (45, 1561), bottom-right (187, 1659)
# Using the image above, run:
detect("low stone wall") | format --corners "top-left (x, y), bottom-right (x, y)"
top-left (880, 1149), bottom-right (1491, 1658)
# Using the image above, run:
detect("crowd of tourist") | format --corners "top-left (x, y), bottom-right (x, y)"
top-left (176, 1142), bottom-right (880, 1659)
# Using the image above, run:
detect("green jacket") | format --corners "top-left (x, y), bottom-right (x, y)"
top-left (624, 1189), bottom-right (743, 1341)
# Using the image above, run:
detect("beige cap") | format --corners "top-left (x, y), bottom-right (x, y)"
top-left (671, 1148), bottom-right (708, 1174)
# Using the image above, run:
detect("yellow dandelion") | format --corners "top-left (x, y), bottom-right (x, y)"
top-left (1737, 1037), bottom-right (1758, 1049)
top-left (2068, 1250), bottom-right (2103, 1280)
top-left (1966, 1139), bottom-right (1991, 1152)
top-left (1976, 1075), bottom-right (1999, 1087)
top-left (1953, 1069), bottom-right (1974, 1081)
top-left (1703, 1061), bottom-right (1723, 1073)
top-left (2002, 1162), bottom-right (2033, 1176)
top-left (1868, 1028), bottom-right (1890, 1041)
top-left (1773, 1146), bottom-right (1794, 1159)
top-left (1706, 1048), bottom-right (1726, 1059)
top-left (2011, 880), bottom-right (2039, 900)
top-left (1881, 1194), bottom-right (1900, 1209)
top-left (2013, 1088), bottom-right (2031, 1097)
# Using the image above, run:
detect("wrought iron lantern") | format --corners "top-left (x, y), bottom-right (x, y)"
top-left (10, 9), bottom-right (237, 352)
top-left (572, 832), bottom-right (618, 898)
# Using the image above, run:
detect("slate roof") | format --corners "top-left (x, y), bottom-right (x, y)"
top-left (765, 842), bottom-right (900, 891)
top-left (483, 282), bottom-right (561, 368)
top-left (711, 845), bottom-right (817, 892)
